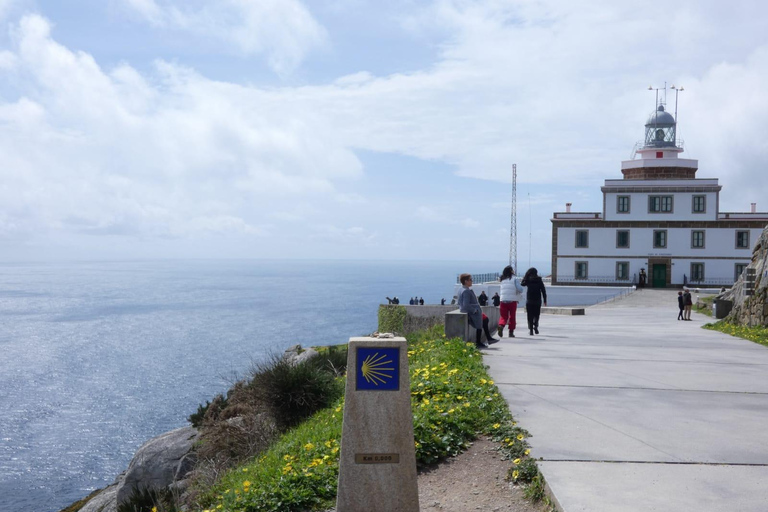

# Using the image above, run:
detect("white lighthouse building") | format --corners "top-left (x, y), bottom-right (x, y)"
top-left (551, 98), bottom-right (768, 288)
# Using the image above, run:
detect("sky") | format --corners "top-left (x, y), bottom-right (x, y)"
top-left (0, 0), bottom-right (767, 265)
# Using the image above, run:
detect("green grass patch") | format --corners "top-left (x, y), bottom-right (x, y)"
top-left (695, 296), bottom-right (715, 318)
top-left (196, 325), bottom-right (534, 512)
top-left (704, 321), bottom-right (768, 348)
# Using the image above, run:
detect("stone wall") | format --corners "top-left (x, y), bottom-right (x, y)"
top-left (721, 224), bottom-right (768, 327)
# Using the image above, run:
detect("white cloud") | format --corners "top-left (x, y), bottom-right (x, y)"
top-left (0, 14), bottom-right (359, 248)
top-left (3, 2), bottom-right (768, 261)
top-left (122, 0), bottom-right (327, 74)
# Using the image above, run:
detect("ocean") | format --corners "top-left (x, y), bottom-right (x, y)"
top-left (1, 258), bottom-right (557, 512)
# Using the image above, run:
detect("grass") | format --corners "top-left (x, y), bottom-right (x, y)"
top-left (194, 325), bottom-right (536, 512)
top-left (703, 321), bottom-right (768, 348)
top-left (695, 295), bottom-right (715, 318)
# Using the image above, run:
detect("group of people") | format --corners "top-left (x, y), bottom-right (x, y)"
top-left (409, 297), bottom-right (425, 305)
top-left (677, 289), bottom-right (693, 320)
top-left (458, 266), bottom-right (547, 349)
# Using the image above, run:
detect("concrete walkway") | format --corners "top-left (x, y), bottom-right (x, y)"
top-left (484, 289), bottom-right (768, 512)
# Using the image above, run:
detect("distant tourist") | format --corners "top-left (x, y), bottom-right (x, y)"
top-left (409, 297), bottom-right (415, 305)
top-left (521, 268), bottom-right (547, 335)
top-left (478, 290), bottom-right (488, 306)
top-left (497, 266), bottom-right (523, 338)
top-left (393, 296), bottom-right (400, 304)
top-left (677, 291), bottom-right (684, 320)
top-left (683, 288), bottom-right (692, 320)
top-left (638, 269), bottom-right (647, 289)
top-left (458, 273), bottom-right (499, 348)
top-left (491, 292), bottom-right (500, 307)
top-left (419, 297), bottom-right (424, 305)
top-left (441, 298), bottom-right (446, 305)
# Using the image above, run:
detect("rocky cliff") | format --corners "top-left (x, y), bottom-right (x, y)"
top-left (722, 224), bottom-right (768, 326)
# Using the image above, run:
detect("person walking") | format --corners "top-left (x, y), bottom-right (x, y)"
top-left (497, 265), bottom-right (523, 338)
top-left (458, 273), bottom-right (499, 348)
top-left (683, 288), bottom-right (693, 320)
top-left (521, 268), bottom-right (547, 335)
top-left (638, 269), bottom-right (647, 289)
top-left (677, 291), bottom-right (684, 320)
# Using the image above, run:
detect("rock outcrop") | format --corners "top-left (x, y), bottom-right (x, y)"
top-left (116, 426), bottom-right (199, 504)
top-left (722, 224), bottom-right (768, 326)
top-left (76, 426), bottom-right (198, 512)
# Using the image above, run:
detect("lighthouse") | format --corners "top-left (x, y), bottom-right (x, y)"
top-left (550, 91), bottom-right (768, 288)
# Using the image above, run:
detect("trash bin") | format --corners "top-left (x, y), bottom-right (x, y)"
top-left (714, 299), bottom-right (733, 319)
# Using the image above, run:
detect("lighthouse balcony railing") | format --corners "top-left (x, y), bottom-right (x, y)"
top-left (552, 212), bottom-right (603, 220)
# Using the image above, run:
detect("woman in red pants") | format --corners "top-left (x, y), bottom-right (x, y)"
top-left (497, 265), bottom-right (523, 338)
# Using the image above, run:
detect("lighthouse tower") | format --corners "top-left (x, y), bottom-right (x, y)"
top-left (620, 104), bottom-right (698, 180)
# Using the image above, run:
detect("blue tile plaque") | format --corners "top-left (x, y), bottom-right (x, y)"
top-left (356, 347), bottom-right (399, 391)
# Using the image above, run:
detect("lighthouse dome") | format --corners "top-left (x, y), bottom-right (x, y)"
top-left (646, 105), bottom-right (675, 126)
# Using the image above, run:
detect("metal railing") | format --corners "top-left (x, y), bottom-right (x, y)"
top-left (456, 272), bottom-right (501, 284)
top-left (556, 275), bottom-right (634, 284)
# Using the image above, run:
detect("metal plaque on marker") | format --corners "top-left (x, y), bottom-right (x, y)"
top-left (355, 453), bottom-right (400, 464)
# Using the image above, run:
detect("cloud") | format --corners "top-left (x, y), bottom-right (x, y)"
top-left (3, 2), bottom-right (768, 261)
top-left (0, 14), bottom-right (359, 248)
top-left (121, 0), bottom-right (327, 74)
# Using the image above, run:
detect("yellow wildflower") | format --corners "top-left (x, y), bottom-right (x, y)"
top-left (304, 442), bottom-right (315, 450)
top-left (513, 458), bottom-right (521, 465)
top-left (512, 470), bottom-right (520, 480)
top-left (525, 449), bottom-right (531, 456)
top-left (517, 434), bottom-right (524, 440)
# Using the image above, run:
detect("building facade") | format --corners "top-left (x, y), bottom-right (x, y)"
top-left (551, 103), bottom-right (768, 288)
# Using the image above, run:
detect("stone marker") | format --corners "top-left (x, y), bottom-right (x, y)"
top-left (336, 336), bottom-right (419, 512)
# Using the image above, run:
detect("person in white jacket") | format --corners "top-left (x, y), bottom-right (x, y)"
top-left (497, 265), bottom-right (524, 338)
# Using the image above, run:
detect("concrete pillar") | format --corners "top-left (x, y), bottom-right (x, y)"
top-left (336, 337), bottom-right (419, 512)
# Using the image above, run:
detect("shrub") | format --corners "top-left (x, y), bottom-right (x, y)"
top-left (247, 355), bottom-right (344, 429)
top-left (306, 345), bottom-right (348, 377)
top-left (378, 305), bottom-right (406, 333)
top-left (116, 486), bottom-right (177, 512)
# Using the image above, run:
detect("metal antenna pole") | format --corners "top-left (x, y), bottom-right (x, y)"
top-left (509, 164), bottom-right (517, 273)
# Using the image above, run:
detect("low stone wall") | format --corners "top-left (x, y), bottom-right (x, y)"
top-left (722, 224), bottom-right (768, 327)
top-left (378, 305), bottom-right (460, 334)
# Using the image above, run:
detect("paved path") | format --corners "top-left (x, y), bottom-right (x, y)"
top-left (484, 289), bottom-right (768, 512)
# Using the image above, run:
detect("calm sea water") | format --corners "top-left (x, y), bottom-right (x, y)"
top-left (1, 259), bottom-right (554, 512)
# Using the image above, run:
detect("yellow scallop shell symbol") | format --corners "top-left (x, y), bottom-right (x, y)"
top-left (361, 352), bottom-right (395, 386)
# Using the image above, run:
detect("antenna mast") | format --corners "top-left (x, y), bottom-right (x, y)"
top-left (509, 164), bottom-right (517, 273)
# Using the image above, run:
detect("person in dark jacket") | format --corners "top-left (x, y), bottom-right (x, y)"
top-left (457, 273), bottom-right (499, 348)
top-left (478, 291), bottom-right (488, 306)
top-left (491, 292), bottom-right (500, 307)
top-left (521, 267), bottom-right (547, 335)
top-left (677, 291), bottom-right (684, 320)
top-left (683, 289), bottom-right (693, 320)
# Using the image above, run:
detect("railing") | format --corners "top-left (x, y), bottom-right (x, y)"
top-left (556, 275), bottom-right (634, 284)
top-left (456, 272), bottom-right (500, 284)
top-left (683, 274), bottom-right (735, 286)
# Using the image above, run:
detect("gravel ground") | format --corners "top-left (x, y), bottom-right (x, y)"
top-left (417, 437), bottom-right (548, 512)
top-left (326, 437), bottom-right (548, 511)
